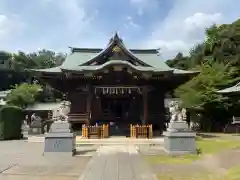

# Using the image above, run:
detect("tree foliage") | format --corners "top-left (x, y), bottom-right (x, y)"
top-left (175, 62), bottom-right (239, 110)
top-left (0, 49), bottom-right (66, 90)
top-left (167, 19), bottom-right (240, 70)
top-left (167, 18), bottom-right (240, 130)
top-left (6, 83), bottom-right (42, 108)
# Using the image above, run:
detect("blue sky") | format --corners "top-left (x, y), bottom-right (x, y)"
top-left (0, 0), bottom-right (239, 59)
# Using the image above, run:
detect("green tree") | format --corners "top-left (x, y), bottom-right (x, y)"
top-left (166, 52), bottom-right (191, 70)
top-left (0, 49), bottom-right (66, 91)
top-left (167, 19), bottom-right (240, 70)
top-left (204, 24), bottom-right (225, 53)
top-left (0, 51), bottom-right (12, 69)
top-left (6, 83), bottom-right (42, 108)
top-left (175, 62), bottom-right (240, 131)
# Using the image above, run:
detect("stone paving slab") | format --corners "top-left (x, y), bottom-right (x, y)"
top-left (0, 174), bottom-right (79, 180)
top-left (78, 145), bottom-right (158, 180)
top-left (0, 140), bottom-right (91, 180)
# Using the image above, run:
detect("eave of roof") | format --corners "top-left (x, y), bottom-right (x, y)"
top-left (29, 62), bottom-right (199, 75)
top-left (25, 102), bottom-right (61, 111)
top-left (0, 90), bottom-right (11, 98)
top-left (70, 47), bottom-right (158, 54)
top-left (217, 82), bottom-right (240, 93)
top-left (172, 69), bottom-right (199, 75)
top-left (61, 60), bottom-right (173, 73)
top-left (29, 67), bottom-right (62, 73)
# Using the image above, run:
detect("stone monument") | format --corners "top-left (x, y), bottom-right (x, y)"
top-left (163, 100), bottom-right (196, 155)
top-left (44, 101), bottom-right (76, 156)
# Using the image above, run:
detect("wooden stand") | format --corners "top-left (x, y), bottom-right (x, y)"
top-left (82, 124), bottom-right (109, 139)
top-left (130, 124), bottom-right (152, 138)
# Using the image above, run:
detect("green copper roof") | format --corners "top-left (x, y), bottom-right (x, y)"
top-left (62, 60), bottom-right (171, 73)
top-left (60, 33), bottom-right (171, 71)
top-left (61, 49), bottom-right (171, 70)
top-left (30, 33), bottom-right (197, 75)
top-left (132, 53), bottom-right (171, 70)
top-left (61, 51), bottom-right (98, 69)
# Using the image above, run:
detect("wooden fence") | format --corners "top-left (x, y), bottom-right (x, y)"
top-left (130, 124), bottom-right (153, 138)
top-left (82, 124), bottom-right (109, 139)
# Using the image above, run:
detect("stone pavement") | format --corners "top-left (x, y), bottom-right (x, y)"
top-left (78, 145), bottom-right (158, 180)
top-left (0, 140), bottom-right (158, 180)
top-left (0, 140), bottom-right (91, 180)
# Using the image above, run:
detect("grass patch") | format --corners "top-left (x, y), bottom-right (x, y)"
top-left (223, 166), bottom-right (240, 180)
top-left (157, 173), bottom-right (219, 180)
top-left (145, 154), bottom-right (200, 164)
top-left (145, 138), bottom-right (240, 164)
top-left (197, 139), bottom-right (239, 154)
top-left (156, 166), bottom-right (240, 180)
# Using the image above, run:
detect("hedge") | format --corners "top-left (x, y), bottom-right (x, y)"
top-left (0, 105), bottom-right (24, 140)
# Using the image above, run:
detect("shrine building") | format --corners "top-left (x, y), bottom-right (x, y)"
top-left (31, 33), bottom-right (196, 133)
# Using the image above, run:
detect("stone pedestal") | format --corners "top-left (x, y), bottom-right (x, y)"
top-left (28, 119), bottom-right (43, 135)
top-left (163, 121), bottom-right (196, 155)
top-left (21, 124), bottom-right (29, 139)
top-left (44, 120), bottom-right (76, 156)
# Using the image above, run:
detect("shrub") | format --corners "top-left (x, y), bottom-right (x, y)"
top-left (6, 83), bottom-right (42, 108)
top-left (0, 105), bottom-right (24, 140)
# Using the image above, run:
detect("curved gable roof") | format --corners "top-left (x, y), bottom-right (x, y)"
top-left (61, 60), bottom-right (172, 73)
top-left (29, 33), bottom-right (198, 76)
top-left (60, 33), bottom-right (172, 71)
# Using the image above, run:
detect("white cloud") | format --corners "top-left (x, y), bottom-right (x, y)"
top-left (150, 40), bottom-right (189, 52)
top-left (0, 0), bottom-right (97, 52)
top-left (144, 12), bottom-right (222, 58)
top-left (184, 13), bottom-right (222, 28)
top-left (130, 0), bottom-right (158, 16)
top-left (0, 14), bottom-right (25, 40)
top-left (130, 0), bottom-right (146, 3)
top-left (0, 0), bottom-right (239, 56)
top-left (124, 16), bottom-right (140, 29)
top-left (0, 15), bottom-right (9, 36)
top-left (143, 0), bottom-right (238, 59)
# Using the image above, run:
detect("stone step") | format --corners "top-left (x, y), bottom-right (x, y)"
top-left (27, 136), bottom-right (164, 145)
top-left (27, 136), bottom-right (45, 142)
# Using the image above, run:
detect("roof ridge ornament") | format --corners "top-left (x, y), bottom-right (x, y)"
top-left (109, 31), bottom-right (123, 44)
top-left (156, 48), bottom-right (161, 56)
top-left (113, 31), bottom-right (120, 39)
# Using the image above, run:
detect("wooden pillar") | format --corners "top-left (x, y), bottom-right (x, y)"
top-left (96, 96), bottom-right (101, 120)
top-left (86, 85), bottom-right (92, 125)
top-left (143, 88), bottom-right (148, 125)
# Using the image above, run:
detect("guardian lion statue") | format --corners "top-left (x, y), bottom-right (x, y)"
top-left (169, 100), bottom-right (186, 123)
top-left (52, 101), bottom-right (71, 122)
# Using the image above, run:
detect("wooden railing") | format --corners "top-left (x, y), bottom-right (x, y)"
top-left (130, 124), bottom-right (153, 139)
top-left (82, 124), bottom-right (109, 139)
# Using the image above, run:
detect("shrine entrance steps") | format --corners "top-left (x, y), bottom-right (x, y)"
top-left (75, 136), bottom-right (164, 146)
top-left (28, 135), bottom-right (164, 144)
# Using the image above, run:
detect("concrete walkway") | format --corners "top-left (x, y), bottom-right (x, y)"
top-left (78, 145), bottom-right (158, 180)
